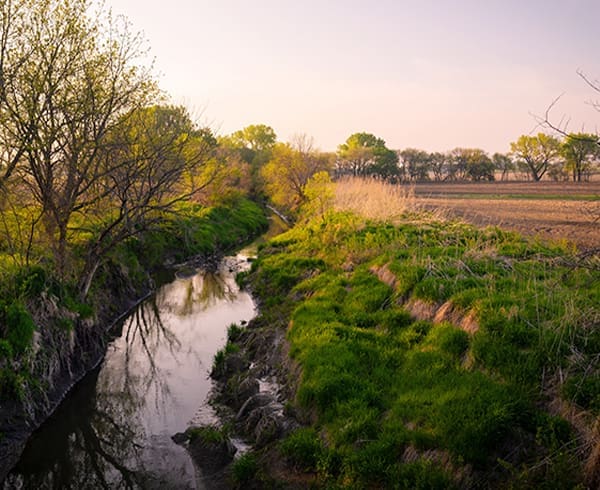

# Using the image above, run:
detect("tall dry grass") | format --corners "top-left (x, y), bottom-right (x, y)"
top-left (334, 177), bottom-right (418, 222)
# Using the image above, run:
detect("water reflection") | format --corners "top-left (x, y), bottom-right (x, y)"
top-left (5, 258), bottom-right (256, 489)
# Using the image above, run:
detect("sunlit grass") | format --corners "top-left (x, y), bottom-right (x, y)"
top-left (245, 209), bottom-right (598, 487)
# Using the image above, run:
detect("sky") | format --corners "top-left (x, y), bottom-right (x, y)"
top-left (103, 0), bottom-right (600, 153)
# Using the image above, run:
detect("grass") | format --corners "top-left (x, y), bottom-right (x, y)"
top-left (230, 452), bottom-right (259, 487)
top-left (241, 178), bottom-right (598, 487)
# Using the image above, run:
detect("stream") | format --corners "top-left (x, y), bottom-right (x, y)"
top-left (3, 253), bottom-right (257, 489)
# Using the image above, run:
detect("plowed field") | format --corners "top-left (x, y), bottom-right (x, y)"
top-left (410, 181), bottom-right (600, 251)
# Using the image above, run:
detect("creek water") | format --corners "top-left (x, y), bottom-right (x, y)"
top-left (4, 254), bottom-right (257, 490)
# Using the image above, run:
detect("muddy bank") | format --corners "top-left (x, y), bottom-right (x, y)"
top-left (0, 276), bottom-right (148, 482)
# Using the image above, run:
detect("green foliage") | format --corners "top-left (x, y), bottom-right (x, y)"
top-left (14, 266), bottom-right (47, 298)
top-left (510, 133), bottom-right (561, 181)
top-left (1, 301), bottom-right (36, 355)
top-left (561, 132), bottom-right (599, 182)
top-left (563, 373), bottom-right (600, 412)
top-left (0, 368), bottom-right (26, 401)
top-left (337, 132), bottom-right (399, 180)
top-left (188, 426), bottom-right (226, 444)
top-left (0, 339), bottom-right (13, 360)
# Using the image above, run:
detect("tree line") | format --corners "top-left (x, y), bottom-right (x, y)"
top-left (215, 125), bottom-right (600, 222)
top-left (335, 132), bottom-right (600, 183)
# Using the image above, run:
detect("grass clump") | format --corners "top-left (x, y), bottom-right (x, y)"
top-left (230, 452), bottom-right (259, 487)
top-left (280, 428), bottom-right (324, 471)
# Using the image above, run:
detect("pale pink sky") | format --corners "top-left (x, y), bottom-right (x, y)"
top-left (105, 0), bottom-right (600, 153)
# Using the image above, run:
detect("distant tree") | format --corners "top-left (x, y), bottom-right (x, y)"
top-left (429, 152), bottom-right (447, 181)
top-left (261, 135), bottom-right (332, 214)
top-left (229, 124), bottom-right (277, 155)
top-left (561, 133), bottom-right (600, 182)
top-left (447, 148), bottom-right (469, 180)
top-left (398, 149), bottom-right (430, 181)
top-left (445, 148), bottom-right (494, 181)
top-left (465, 149), bottom-right (495, 181)
top-left (220, 124), bottom-right (277, 196)
top-left (510, 133), bottom-right (561, 181)
top-left (336, 133), bottom-right (399, 180)
top-left (492, 153), bottom-right (516, 181)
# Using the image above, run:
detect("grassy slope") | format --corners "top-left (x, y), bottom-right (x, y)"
top-left (245, 210), bottom-right (599, 489)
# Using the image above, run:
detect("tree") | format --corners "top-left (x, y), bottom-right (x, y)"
top-left (336, 132), bottom-right (399, 180)
top-left (509, 133), bottom-right (561, 181)
top-left (561, 133), bottom-right (599, 182)
top-left (0, 1), bottom-right (218, 298)
top-left (0, 0), bottom-right (158, 278)
top-left (229, 124), bottom-right (277, 155)
top-left (429, 152), bottom-right (447, 181)
top-left (464, 149), bottom-right (494, 181)
top-left (398, 149), bottom-right (430, 181)
top-left (492, 153), bottom-right (515, 181)
top-left (220, 124), bottom-right (277, 196)
top-left (301, 171), bottom-right (335, 219)
top-left (75, 104), bottom-right (217, 297)
top-left (261, 135), bottom-right (332, 215)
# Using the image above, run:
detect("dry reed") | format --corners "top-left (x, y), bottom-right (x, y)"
top-left (334, 177), bottom-right (417, 222)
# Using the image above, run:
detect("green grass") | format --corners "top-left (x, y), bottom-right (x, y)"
top-left (230, 452), bottom-right (259, 487)
top-left (242, 210), bottom-right (598, 487)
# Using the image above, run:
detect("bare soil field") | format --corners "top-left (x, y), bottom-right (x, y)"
top-left (408, 181), bottom-right (600, 251)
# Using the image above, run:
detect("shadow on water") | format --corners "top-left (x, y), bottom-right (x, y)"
top-left (5, 258), bottom-right (256, 490)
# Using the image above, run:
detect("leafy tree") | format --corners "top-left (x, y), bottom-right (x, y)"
top-left (561, 133), bottom-right (599, 182)
top-left (0, 0), bottom-right (158, 277)
top-left (445, 148), bottom-right (494, 181)
top-left (0, 1), bottom-right (216, 297)
top-left (429, 152), bottom-right (447, 181)
top-left (229, 124), bottom-right (277, 155)
top-left (464, 149), bottom-right (494, 181)
top-left (301, 171), bottom-right (335, 219)
top-left (510, 133), bottom-right (561, 181)
top-left (336, 133), bottom-right (399, 180)
top-left (77, 104), bottom-right (216, 297)
top-left (261, 135), bottom-right (332, 215)
top-left (398, 149), bottom-right (431, 181)
top-left (220, 124), bottom-right (277, 196)
top-left (492, 153), bottom-right (515, 181)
